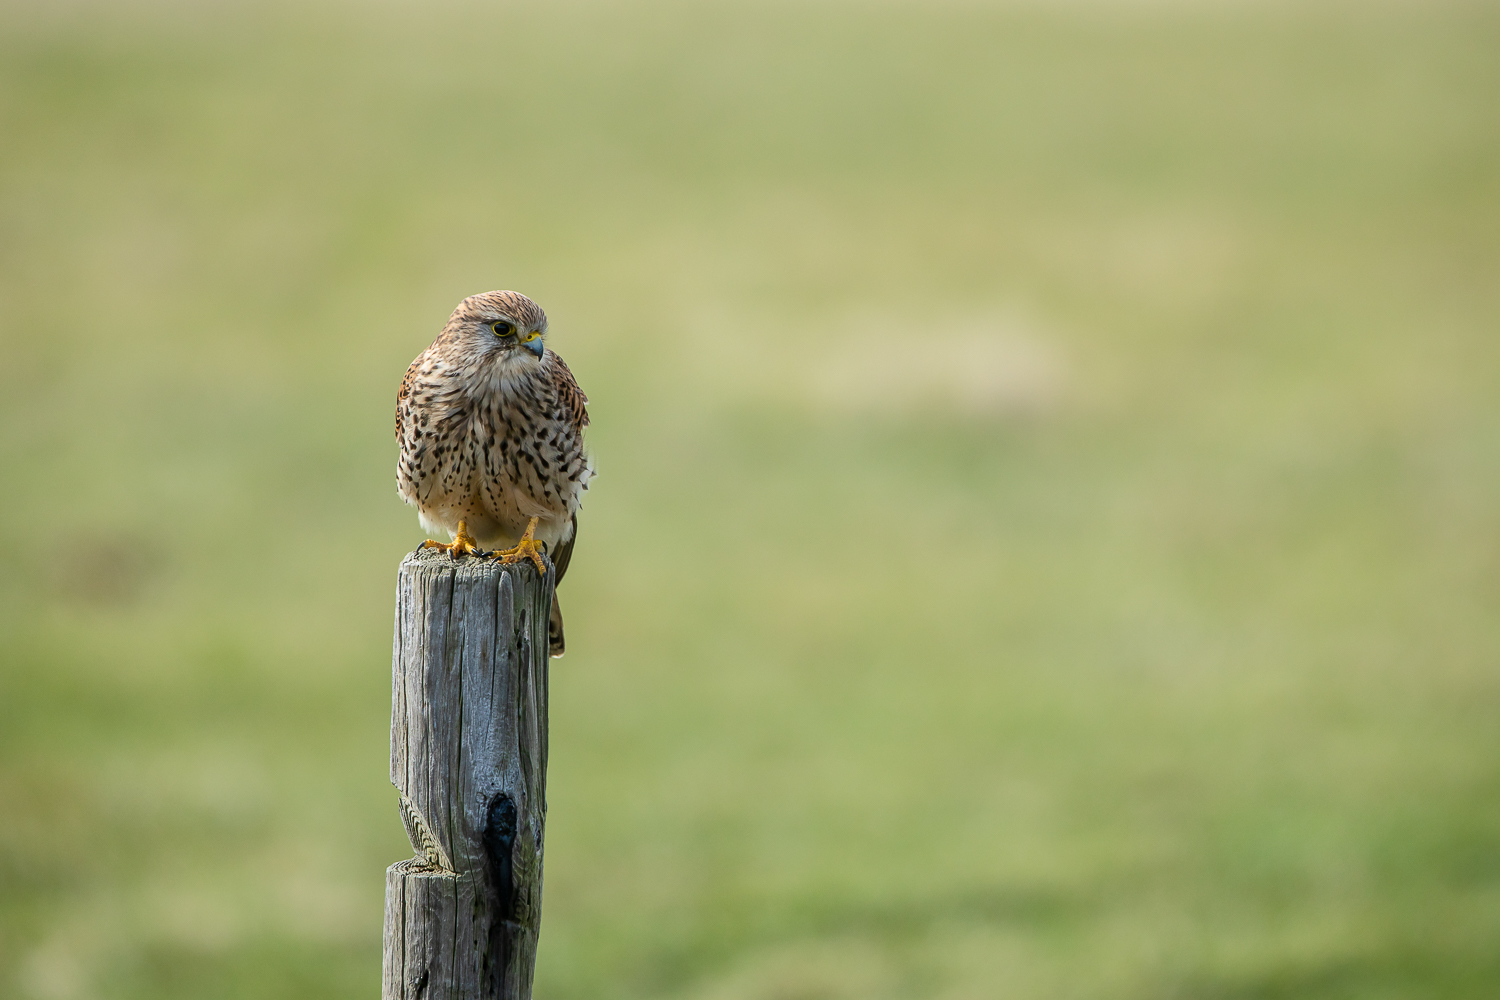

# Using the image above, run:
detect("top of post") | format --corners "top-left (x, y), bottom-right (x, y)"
top-left (400, 546), bottom-right (553, 588)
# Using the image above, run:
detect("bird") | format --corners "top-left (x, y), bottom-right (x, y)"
top-left (395, 290), bottom-right (594, 657)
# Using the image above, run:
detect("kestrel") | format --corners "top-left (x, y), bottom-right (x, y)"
top-left (396, 290), bottom-right (594, 657)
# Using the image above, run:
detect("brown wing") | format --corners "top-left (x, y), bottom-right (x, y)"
top-left (545, 354), bottom-right (586, 586)
top-left (395, 357), bottom-right (421, 440)
top-left (545, 354), bottom-right (587, 658)
top-left (548, 352), bottom-right (589, 432)
top-left (395, 352), bottom-right (452, 507)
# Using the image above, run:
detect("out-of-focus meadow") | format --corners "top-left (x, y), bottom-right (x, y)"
top-left (2, 0), bottom-right (1499, 997)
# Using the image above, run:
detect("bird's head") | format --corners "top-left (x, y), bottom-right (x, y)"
top-left (443, 290), bottom-right (549, 370)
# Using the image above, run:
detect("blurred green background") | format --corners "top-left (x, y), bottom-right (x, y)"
top-left (2, 0), bottom-right (1498, 997)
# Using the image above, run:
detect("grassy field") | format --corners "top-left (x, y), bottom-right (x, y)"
top-left (2, 1), bottom-right (1499, 997)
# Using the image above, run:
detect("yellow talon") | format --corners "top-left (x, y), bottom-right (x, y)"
top-left (422, 519), bottom-right (487, 560)
top-left (494, 516), bottom-right (549, 578)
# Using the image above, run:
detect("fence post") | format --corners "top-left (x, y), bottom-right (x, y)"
top-left (382, 546), bottom-right (553, 999)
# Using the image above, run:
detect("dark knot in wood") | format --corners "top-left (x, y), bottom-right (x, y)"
top-left (483, 793), bottom-right (520, 994)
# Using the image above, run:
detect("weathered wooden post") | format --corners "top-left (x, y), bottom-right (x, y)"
top-left (382, 547), bottom-right (553, 999)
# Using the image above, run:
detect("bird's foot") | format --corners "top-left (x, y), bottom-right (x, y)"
top-left (421, 520), bottom-right (488, 560)
top-left (493, 517), bottom-right (549, 577)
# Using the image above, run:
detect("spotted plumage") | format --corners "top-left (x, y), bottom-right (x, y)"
top-left (396, 290), bottom-right (594, 656)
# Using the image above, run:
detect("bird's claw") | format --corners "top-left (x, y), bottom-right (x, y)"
top-left (421, 520), bottom-right (486, 560)
top-left (494, 516), bottom-right (549, 578)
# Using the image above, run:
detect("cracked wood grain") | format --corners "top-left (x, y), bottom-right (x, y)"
top-left (383, 547), bottom-right (552, 1000)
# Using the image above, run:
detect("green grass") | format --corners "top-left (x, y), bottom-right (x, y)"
top-left (2, 1), bottom-right (1499, 997)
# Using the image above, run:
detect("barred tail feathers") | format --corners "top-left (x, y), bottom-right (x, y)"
top-left (548, 595), bottom-right (565, 658)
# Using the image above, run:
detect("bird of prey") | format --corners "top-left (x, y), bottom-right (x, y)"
top-left (395, 290), bottom-right (594, 657)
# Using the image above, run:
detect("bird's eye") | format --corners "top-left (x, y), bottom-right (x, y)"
top-left (492, 322), bottom-right (515, 337)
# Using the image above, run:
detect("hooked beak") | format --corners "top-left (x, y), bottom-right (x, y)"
top-left (522, 333), bottom-right (545, 359)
